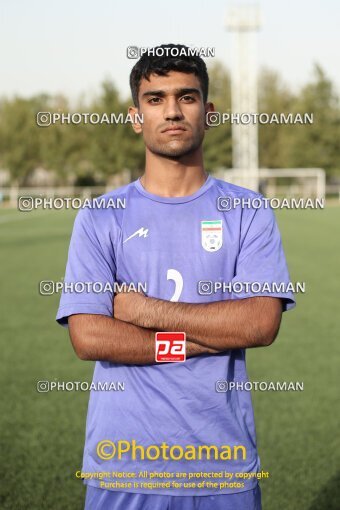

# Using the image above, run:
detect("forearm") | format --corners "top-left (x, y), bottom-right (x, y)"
top-left (68, 314), bottom-right (220, 365)
top-left (130, 296), bottom-right (282, 350)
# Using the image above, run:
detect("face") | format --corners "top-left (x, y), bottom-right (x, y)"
top-left (130, 71), bottom-right (213, 159)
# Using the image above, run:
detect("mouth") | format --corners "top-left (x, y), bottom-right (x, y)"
top-left (161, 126), bottom-right (187, 134)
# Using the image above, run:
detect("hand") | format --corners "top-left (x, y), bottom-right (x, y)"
top-left (113, 291), bottom-right (147, 326)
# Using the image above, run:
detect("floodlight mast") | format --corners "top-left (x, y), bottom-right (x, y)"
top-left (226, 4), bottom-right (261, 191)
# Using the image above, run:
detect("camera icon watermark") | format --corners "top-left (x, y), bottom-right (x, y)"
top-left (18, 196), bottom-right (34, 211)
top-left (127, 46), bottom-right (139, 59)
top-left (206, 112), bottom-right (221, 127)
top-left (198, 281), bottom-right (213, 295)
top-left (37, 381), bottom-right (49, 392)
top-left (36, 112), bottom-right (52, 127)
top-left (39, 281), bottom-right (55, 295)
top-left (217, 196), bottom-right (233, 211)
top-left (215, 380), bottom-right (228, 392)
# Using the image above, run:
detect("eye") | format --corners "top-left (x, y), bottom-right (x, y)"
top-left (148, 97), bottom-right (162, 104)
top-left (180, 95), bottom-right (195, 102)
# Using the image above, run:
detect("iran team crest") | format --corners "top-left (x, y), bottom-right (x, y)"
top-left (201, 220), bottom-right (223, 252)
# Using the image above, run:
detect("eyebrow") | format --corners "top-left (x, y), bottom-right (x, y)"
top-left (141, 87), bottom-right (201, 99)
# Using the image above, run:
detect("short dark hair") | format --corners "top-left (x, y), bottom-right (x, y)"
top-left (129, 43), bottom-right (209, 107)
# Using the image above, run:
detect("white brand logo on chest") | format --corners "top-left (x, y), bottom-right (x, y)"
top-left (123, 227), bottom-right (149, 243)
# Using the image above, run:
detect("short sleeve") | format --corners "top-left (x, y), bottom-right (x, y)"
top-left (231, 204), bottom-right (296, 311)
top-left (56, 207), bottom-right (116, 327)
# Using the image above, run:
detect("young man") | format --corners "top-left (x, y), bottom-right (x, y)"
top-left (57, 44), bottom-right (295, 510)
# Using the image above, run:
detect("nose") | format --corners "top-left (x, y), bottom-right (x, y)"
top-left (163, 98), bottom-right (184, 121)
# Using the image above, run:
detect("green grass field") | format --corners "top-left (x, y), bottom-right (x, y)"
top-left (0, 206), bottom-right (339, 510)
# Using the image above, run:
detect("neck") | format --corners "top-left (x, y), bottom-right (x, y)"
top-left (140, 147), bottom-right (207, 197)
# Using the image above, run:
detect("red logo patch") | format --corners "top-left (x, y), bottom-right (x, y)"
top-left (155, 332), bottom-right (186, 362)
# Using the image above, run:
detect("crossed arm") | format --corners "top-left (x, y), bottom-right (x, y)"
top-left (68, 293), bottom-right (283, 365)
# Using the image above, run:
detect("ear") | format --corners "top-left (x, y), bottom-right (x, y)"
top-left (204, 102), bottom-right (216, 130)
top-left (128, 106), bottom-right (143, 134)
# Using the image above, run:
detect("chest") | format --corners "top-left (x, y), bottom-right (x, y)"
top-left (114, 209), bottom-right (241, 302)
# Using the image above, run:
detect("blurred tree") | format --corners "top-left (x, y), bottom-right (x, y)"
top-left (0, 63), bottom-right (339, 185)
top-left (282, 64), bottom-right (340, 176)
top-left (258, 68), bottom-right (294, 168)
top-left (0, 97), bottom-right (42, 184)
top-left (87, 80), bottom-right (144, 180)
top-left (203, 62), bottom-right (232, 171)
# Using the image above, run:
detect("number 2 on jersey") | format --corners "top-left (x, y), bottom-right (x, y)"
top-left (166, 269), bottom-right (183, 302)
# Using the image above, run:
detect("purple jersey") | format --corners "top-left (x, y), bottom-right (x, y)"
top-left (57, 175), bottom-right (295, 496)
